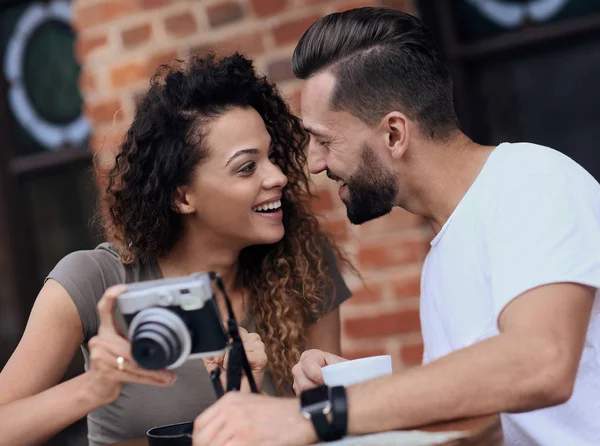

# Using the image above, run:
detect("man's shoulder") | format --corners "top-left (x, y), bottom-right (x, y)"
top-left (488, 142), bottom-right (599, 198)
top-left (493, 142), bottom-right (583, 177)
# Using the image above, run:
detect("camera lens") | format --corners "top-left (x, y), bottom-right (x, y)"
top-left (131, 323), bottom-right (181, 369)
top-left (128, 308), bottom-right (191, 370)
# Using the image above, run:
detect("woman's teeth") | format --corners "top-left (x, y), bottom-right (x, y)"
top-left (252, 200), bottom-right (282, 212)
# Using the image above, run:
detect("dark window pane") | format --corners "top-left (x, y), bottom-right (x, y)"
top-left (22, 166), bottom-right (103, 287)
top-left (472, 36), bottom-right (600, 181)
top-left (0, 231), bottom-right (20, 367)
top-left (24, 21), bottom-right (83, 126)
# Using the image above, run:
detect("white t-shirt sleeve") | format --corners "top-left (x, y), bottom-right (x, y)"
top-left (487, 172), bottom-right (600, 321)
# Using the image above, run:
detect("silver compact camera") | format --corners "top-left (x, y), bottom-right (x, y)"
top-left (117, 273), bottom-right (229, 370)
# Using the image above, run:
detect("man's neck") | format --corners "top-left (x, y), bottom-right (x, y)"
top-left (401, 133), bottom-right (496, 234)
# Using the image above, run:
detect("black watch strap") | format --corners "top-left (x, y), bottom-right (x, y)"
top-left (310, 411), bottom-right (339, 442)
top-left (301, 385), bottom-right (348, 442)
top-left (331, 386), bottom-right (348, 438)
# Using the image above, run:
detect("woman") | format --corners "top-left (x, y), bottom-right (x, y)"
top-left (0, 53), bottom-right (352, 445)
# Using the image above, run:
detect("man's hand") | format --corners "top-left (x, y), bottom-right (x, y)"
top-left (192, 392), bottom-right (316, 446)
top-left (291, 349), bottom-right (347, 395)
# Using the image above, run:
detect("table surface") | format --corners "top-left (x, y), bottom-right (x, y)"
top-left (110, 414), bottom-right (503, 446)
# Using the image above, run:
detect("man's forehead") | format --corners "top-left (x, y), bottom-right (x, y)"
top-left (301, 72), bottom-right (335, 110)
top-left (301, 71), bottom-right (337, 134)
top-left (303, 71), bottom-right (336, 96)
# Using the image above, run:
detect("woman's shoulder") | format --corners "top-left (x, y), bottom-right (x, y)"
top-left (48, 242), bottom-right (126, 285)
top-left (46, 243), bottom-right (129, 341)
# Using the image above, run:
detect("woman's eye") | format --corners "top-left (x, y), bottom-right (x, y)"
top-left (239, 162), bottom-right (256, 174)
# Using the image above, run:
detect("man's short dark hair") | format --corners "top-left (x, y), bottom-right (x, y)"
top-left (292, 7), bottom-right (459, 140)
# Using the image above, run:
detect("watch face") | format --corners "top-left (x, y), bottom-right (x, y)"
top-left (300, 385), bottom-right (329, 407)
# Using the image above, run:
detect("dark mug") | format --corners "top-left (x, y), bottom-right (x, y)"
top-left (147, 421), bottom-right (193, 446)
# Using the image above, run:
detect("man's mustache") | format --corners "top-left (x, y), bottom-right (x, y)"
top-left (326, 170), bottom-right (342, 182)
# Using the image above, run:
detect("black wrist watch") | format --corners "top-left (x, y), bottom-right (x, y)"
top-left (300, 385), bottom-right (347, 442)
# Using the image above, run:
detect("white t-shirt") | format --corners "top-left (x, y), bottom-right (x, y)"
top-left (420, 142), bottom-right (600, 446)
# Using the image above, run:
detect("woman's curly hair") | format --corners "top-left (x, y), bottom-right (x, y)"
top-left (101, 53), bottom-right (350, 393)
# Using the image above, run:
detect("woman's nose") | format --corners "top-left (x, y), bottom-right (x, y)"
top-left (264, 162), bottom-right (288, 189)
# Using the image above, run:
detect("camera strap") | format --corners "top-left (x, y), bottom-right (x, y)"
top-left (209, 272), bottom-right (259, 396)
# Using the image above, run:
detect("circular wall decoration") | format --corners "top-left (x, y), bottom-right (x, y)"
top-left (466, 0), bottom-right (572, 28)
top-left (4, 0), bottom-right (90, 152)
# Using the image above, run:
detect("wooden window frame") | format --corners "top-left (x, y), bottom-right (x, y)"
top-left (418, 1), bottom-right (600, 143)
top-left (0, 74), bottom-right (91, 326)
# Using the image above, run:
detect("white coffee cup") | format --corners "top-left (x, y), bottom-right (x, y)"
top-left (321, 355), bottom-right (392, 387)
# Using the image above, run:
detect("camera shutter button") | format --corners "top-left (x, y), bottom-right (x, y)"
top-left (158, 293), bottom-right (173, 306)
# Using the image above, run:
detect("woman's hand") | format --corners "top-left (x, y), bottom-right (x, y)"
top-left (203, 327), bottom-right (268, 393)
top-left (85, 285), bottom-right (176, 406)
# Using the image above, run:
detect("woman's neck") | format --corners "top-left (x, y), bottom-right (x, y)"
top-left (157, 234), bottom-right (241, 292)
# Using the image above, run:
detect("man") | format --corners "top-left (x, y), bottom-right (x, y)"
top-left (192, 7), bottom-right (600, 446)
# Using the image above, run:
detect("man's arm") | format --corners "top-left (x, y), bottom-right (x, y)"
top-left (191, 283), bottom-right (594, 446)
top-left (346, 282), bottom-right (594, 434)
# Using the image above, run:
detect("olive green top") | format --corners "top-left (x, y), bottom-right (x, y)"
top-left (47, 242), bottom-right (351, 446)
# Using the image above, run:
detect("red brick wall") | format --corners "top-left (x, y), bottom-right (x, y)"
top-left (74, 0), bottom-right (431, 372)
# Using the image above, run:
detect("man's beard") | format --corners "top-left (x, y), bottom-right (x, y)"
top-left (343, 143), bottom-right (398, 225)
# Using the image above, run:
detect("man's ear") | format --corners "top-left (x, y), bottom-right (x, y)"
top-left (381, 111), bottom-right (409, 160)
top-left (173, 186), bottom-right (196, 214)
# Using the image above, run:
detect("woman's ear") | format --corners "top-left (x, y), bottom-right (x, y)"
top-left (381, 111), bottom-right (409, 160)
top-left (173, 186), bottom-right (196, 214)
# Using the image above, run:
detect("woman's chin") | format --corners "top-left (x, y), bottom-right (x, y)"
top-left (254, 226), bottom-right (285, 246)
top-left (237, 220), bottom-right (285, 248)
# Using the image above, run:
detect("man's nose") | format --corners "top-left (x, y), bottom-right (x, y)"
top-left (307, 142), bottom-right (327, 175)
